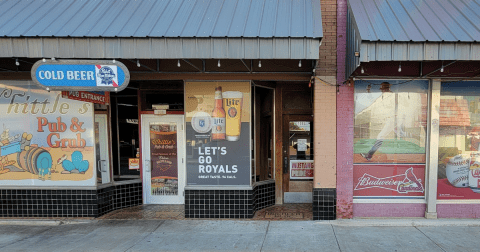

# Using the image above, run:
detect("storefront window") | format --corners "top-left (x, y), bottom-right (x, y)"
top-left (353, 80), bottom-right (428, 198)
top-left (438, 81), bottom-right (480, 200)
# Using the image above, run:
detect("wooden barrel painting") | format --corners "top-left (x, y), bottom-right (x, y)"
top-left (16, 147), bottom-right (52, 175)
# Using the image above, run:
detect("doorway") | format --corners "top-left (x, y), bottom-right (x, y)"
top-left (253, 85), bottom-right (275, 183)
top-left (95, 114), bottom-right (111, 184)
top-left (283, 116), bottom-right (314, 203)
top-left (141, 114), bottom-right (185, 204)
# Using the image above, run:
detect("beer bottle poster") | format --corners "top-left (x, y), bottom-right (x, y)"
top-left (185, 81), bottom-right (251, 186)
top-left (149, 124), bottom-right (178, 195)
top-left (0, 81), bottom-right (95, 186)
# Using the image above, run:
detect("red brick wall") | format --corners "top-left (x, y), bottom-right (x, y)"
top-left (335, 0), bottom-right (353, 219)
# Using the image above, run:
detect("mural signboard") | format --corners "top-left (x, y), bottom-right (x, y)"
top-left (0, 81), bottom-right (95, 186)
top-left (185, 82), bottom-right (251, 186)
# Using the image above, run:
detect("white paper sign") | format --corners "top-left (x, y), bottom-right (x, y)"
top-left (297, 139), bottom-right (307, 151)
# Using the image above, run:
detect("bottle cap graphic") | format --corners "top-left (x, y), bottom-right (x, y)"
top-left (191, 112), bottom-right (212, 133)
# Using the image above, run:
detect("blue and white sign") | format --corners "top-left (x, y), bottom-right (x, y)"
top-left (31, 60), bottom-right (130, 92)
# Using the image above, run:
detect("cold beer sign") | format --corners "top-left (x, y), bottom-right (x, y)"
top-left (32, 60), bottom-right (130, 92)
top-left (185, 82), bottom-right (251, 186)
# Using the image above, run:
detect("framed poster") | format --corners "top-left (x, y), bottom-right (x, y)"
top-left (185, 81), bottom-right (251, 186)
top-left (290, 160), bottom-right (314, 180)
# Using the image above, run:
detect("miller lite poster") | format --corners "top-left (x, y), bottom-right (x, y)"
top-left (185, 81), bottom-right (251, 186)
top-left (0, 81), bottom-right (95, 186)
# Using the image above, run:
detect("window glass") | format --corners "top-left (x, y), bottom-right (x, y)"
top-left (353, 80), bottom-right (428, 198)
top-left (438, 81), bottom-right (480, 200)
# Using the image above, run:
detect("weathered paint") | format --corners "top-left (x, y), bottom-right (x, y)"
top-left (353, 203), bottom-right (426, 217)
top-left (313, 77), bottom-right (337, 189)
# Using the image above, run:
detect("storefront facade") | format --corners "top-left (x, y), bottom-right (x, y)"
top-left (0, 0), bottom-right (343, 220)
top-left (341, 0), bottom-right (480, 218)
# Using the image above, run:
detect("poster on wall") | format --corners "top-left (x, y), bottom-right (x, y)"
top-left (185, 82), bottom-right (250, 186)
top-left (0, 81), bottom-right (95, 186)
top-left (290, 160), bottom-right (313, 180)
top-left (437, 81), bottom-right (480, 200)
top-left (149, 123), bottom-right (178, 195)
top-left (353, 80), bottom-right (428, 198)
top-left (353, 164), bottom-right (425, 197)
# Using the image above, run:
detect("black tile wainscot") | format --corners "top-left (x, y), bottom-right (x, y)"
top-left (0, 182), bottom-right (142, 218)
top-left (313, 188), bottom-right (336, 220)
top-left (185, 180), bottom-right (275, 219)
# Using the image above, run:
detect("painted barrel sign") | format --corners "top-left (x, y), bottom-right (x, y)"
top-left (16, 147), bottom-right (52, 175)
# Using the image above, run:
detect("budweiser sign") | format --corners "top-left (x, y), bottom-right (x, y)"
top-left (355, 167), bottom-right (424, 193)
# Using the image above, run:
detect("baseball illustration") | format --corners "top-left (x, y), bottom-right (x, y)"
top-left (446, 154), bottom-right (470, 187)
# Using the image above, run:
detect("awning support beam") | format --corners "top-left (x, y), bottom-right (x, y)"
top-left (182, 59), bottom-right (202, 72)
top-left (240, 59), bottom-right (251, 72)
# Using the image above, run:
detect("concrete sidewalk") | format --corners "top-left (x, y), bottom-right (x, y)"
top-left (0, 219), bottom-right (479, 251)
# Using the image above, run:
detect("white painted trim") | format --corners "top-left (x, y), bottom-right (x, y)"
top-left (353, 163), bottom-right (426, 166)
top-left (437, 200), bottom-right (480, 204)
top-left (185, 186), bottom-right (253, 190)
top-left (425, 80), bottom-right (441, 215)
top-left (141, 114), bottom-right (185, 204)
top-left (353, 198), bottom-right (426, 204)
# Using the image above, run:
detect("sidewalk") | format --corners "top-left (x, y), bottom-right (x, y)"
top-left (0, 218), bottom-right (479, 251)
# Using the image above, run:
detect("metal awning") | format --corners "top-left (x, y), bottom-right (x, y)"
top-left (347, 0), bottom-right (480, 77)
top-left (0, 0), bottom-right (322, 60)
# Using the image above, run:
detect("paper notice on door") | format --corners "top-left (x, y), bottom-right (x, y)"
top-left (297, 139), bottom-right (307, 151)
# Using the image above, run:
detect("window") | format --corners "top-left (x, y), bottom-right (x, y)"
top-left (353, 80), bottom-right (428, 198)
top-left (438, 81), bottom-right (480, 200)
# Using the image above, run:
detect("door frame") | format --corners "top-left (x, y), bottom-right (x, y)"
top-left (282, 114), bottom-right (314, 201)
top-left (95, 113), bottom-right (111, 184)
top-left (141, 114), bottom-right (186, 204)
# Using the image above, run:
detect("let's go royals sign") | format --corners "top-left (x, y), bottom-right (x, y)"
top-left (32, 60), bottom-right (130, 92)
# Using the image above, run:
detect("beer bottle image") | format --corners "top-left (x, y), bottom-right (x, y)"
top-left (211, 86), bottom-right (226, 140)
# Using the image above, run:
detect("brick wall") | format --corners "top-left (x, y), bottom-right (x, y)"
top-left (316, 0), bottom-right (337, 76)
top-left (313, 0), bottom-right (338, 190)
top-left (335, 0), bottom-right (353, 219)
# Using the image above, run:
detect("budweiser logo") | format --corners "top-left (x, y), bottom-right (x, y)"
top-left (355, 167), bottom-right (424, 193)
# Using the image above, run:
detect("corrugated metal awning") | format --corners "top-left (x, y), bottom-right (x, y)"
top-left (0, 0), bottom-right (322, 59)
top-left (347, 0), bottom-right (480, 77)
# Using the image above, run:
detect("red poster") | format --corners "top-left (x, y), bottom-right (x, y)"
top-left (62, 91), bottom-right (110, 105)
top-left (353, 164), bottom-right (425, 197)
top-left (437, 154), bottom-right (480, 200)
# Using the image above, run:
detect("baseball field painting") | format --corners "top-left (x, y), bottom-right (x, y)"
top-left (0, 81), bottom-right (95, 186)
